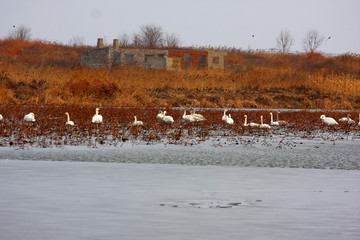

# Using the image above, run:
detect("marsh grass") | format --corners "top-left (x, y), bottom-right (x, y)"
top-left (0, 39), bottom-right (359, 109)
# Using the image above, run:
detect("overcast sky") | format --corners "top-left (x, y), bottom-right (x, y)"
top-left (1, 0), bottom-right (360, 54)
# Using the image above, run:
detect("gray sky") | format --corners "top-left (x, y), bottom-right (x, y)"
top-left (1, 0), bottom-right (360, 54)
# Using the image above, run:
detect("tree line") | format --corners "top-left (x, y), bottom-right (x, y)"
top-left (6, 24), bottom-right (327, 53)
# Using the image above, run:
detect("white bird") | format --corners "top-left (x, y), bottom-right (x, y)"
top-left (276, 111), bottom-right (288, 126)
top-left (244, 115), bottom-right (260, 127)
top-left (0, 114), bottom-right (3, 121)
top-left (190, 109), bottom-right (206, 122)
top-left (157, 110), bottom-right (165, 120)
top-left (339, 114), bottom-right (355, 124)
top-left (133, 116), bottom-right (144, 126)
top-left (225, 114), bottom-right (234, 125)
top-left (92, 108), bottom-right (103, 124)
top-left (162, 111), bottom-right (174, 123)
top-left (222, 109), bottom-right (229, 121)
top-left (65, 112), bottom-right (74, 126)
top-left (182, 108), bottom-right (195, 122)
top-left (320, 114), bottom-right (338, 126)
top-left (260, 115), bottom-right (271, 129)
top-left (24, 112), bottom-right (35, 122)
top-left (358, 113), bottom-right (360, 127)
top-left (269, 112), bottom-right (279, 126)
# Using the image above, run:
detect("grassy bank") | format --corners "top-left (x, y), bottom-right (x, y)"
top-left (1, 39), bottom-right (359, 109)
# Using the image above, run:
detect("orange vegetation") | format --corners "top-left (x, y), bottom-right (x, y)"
top-left (0, 39), bottom-right (360, 109)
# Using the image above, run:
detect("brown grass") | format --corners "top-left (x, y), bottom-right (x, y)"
top-left (0, 39), bottom-right (360, 109)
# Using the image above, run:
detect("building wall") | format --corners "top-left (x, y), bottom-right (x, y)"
top-left (168, 50), bottom-right (208, 69)
top-left (80, 40), bottom-right (226, 70)
top-left (208, 51), bottom-right (227, 69)
top-left (81, 48), bottom-right (114, 67)
top-left (117, 49), bottom-right (168, 68)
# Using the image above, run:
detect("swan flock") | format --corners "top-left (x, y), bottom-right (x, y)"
top-left (1, 108), bottom-right (359, 130)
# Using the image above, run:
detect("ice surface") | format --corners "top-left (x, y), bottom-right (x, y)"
top-left (0, 137), bottom-right (359, 240)
top-left (0, 159), bottom-right (359, 240)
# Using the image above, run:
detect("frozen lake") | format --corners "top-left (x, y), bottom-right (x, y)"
top-left (1, 139), bottom-right (360, 240)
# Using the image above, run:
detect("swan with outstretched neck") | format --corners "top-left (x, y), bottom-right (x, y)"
top-left (133, 116), bottom-right (144, 126)
top-left (260, 115), bottom-right (271, 129)
top-left (65, 112), bottom-right (74, 126)
top-left (339, 114), bottom-right (355, 124)
top-left (92, 108), bottom-right (103, 124)
top-left (244, 115), bottom-right (259, 127)
top-left (269, 112), bottom-right (279, 126)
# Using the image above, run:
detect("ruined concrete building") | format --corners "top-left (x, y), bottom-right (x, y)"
top-left (81, 38), bottom-right (227, 70)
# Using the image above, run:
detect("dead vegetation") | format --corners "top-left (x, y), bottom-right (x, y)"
top-left (0, 39), bottom-right (360, 109)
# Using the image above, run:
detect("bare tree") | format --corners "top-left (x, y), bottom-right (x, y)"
top-left (68, 36), bottom-right (85, 47)
top-left (276, 29), bottom-right (294, 54)
top-left (303, 29), bottom-right (325, 52)
top-left (131, 32), bottom-right (142, 47)
top-left (137, 24), bottom-right (164, 48)
top-left (119, 33), bottom-right (131, 47)
top-left (165, 33), bottom-right (182, 48)
top-left (8, 24), bottom-right (32, 40)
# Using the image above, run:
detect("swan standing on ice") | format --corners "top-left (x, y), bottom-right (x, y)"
top-left (260, 115), bottom-right (271, 129)
top-left (133, 116), bottom-right (144, 126)
top-left (162, 111), bottom-right (174, 123)
top-left (269, 112), bottom-right (279, 126)
top-left (92, 108), bottom-right (103, 124)
top-left (190, 109), bottom-right (206, 122)
top-left (65, 112), bottom-right (74, 126)
top-left (182, 108), bottom-right (195, 122)
top-left (339, 114), bottom-right (355, 124)
top-left (320, 114), bottom-right (338, 126)
top-left (24, 112), bottom-right (35, 122)
top-left (0, 114), bottom-right (3, 121)
top-left (244, 115), bottom-right (259, 127)
top-left (225, 114), bottom-right (234, 125)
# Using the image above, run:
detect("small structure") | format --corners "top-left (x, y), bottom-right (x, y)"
top-left (81, 38), bottom-right (227, 70)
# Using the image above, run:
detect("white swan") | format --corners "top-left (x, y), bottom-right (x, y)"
top-left (190, 109), bottom-right (206, 122)
top-left (133, 116), bottom-right (144, 126)
top-left (92, 108), bottom-right (103, 124)
top-left (276, 111), bottom-right (288, 125)
top-left (339, 114), bottom-right (355, 124)
top-left (225, 114), bottom-right (234, 125)
top-left (182, 108), bottom-right (195, 122)
top-left (24, 112), bottom-right (35, 122)
top-left (243, 115), bottom-right (249, 126)
top-left (162, 111), bottom-right (174, 123)
top-left (0, 114), bottom-right (3, 121)
top-left (244, 115), bottom-right (259, 127)
top-left (157, 110), bottom-right (165, 120)
top-left (269, 112), bottom-right (279, 126)
top-left (222, 109), bottom-right (228, 121)
top-left (65, 112), bottom-right (74, 126)
top-left (260, 115), bottom-right (271, 129)
top-left (320, 114), bottom-right (338, 126)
